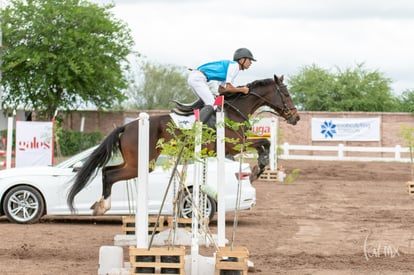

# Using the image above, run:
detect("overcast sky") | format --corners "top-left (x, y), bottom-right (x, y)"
top-left (97, 0), bottom-right (414, 95)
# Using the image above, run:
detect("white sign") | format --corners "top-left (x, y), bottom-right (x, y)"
top-left (312, 117), bottom-right (380, 141)
top-left (251, 117), bottom-right (272, 137)
top-left (15, 121), bottom-right (54, 167)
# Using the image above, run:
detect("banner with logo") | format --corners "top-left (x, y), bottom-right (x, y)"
top-left (15, 121), bottom-right (54, 167)
top-left (312, 117), bottom-right (380, 141)
top-left (251, 117), bottom-right (273, 137)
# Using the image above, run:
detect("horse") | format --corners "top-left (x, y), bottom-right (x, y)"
top-left (67, 75), bottom-right (300, 215)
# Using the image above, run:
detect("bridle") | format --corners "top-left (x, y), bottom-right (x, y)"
top-left (265, 81), bottom-right (297, 121)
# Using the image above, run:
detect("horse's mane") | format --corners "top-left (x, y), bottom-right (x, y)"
top-left (248, 78), bottom-right (273, 89)
top-left (221, 78), bottom-right (274, 100)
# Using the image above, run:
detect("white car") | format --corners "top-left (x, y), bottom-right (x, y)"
top-left (0, 147), bottom-right (256, 224)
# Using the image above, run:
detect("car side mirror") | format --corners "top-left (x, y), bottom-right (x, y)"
top-left (72, 161), bottom-right (83, 172)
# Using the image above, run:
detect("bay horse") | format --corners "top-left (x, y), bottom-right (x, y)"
top-left (67, 75), bottom-right (299, 215)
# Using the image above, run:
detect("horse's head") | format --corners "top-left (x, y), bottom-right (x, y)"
top-left (272, 75), bottom-right (300, 125)
top-left (226, 75), bottom-right (300, 125)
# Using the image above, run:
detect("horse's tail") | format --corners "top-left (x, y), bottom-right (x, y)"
top-left (67, 125), bottom-right (126, 213)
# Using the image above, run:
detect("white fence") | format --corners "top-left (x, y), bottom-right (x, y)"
top-left (279, 143), bottom-right (412, 162)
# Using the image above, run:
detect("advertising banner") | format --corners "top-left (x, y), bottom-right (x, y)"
top-left (312, 117), bottom-right (380, 141)
top-left (15, 121), bottom-right (53, 167)
top-left (250, 117), bottom-right (273, 137)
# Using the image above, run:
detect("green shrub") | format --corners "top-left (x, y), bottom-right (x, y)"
top-left (0, 129), bottom-right (15, 150)
top-left (56, 130), bottom-right (103, 156)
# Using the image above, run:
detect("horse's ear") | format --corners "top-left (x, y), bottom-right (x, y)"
top-left (274, 74), bottom-right (284, 83)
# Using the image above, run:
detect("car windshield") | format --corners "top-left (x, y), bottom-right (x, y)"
top-left (55, 146), bottom-right (98, 169)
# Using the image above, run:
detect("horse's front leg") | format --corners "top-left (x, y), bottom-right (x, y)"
top-left (250, 138), bottom-right (270, 181)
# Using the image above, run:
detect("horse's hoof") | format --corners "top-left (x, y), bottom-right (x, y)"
top-left (90, 201), bottom-right (106, 216)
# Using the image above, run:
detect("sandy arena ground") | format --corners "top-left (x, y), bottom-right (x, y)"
top-left (1, 159), bottom-right (414, 275)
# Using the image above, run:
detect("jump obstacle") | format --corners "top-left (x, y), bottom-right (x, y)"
top-left (98, 111), bottom-right (252, 274)
top-left (254, 116), bottom-right (286, 182)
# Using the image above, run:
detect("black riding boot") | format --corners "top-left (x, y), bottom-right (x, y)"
top-left (199, 105), bottom-right (216, 128)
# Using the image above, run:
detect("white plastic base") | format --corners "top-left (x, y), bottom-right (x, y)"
top-left (97, 246), bottom-right (123, 275)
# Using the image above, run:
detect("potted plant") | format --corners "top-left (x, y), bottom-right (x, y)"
top-left (398, 126), bottom-right (414, 193)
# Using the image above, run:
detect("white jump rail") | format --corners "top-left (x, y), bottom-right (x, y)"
top-left (280, 142), bottom-right (412, 162)
top-left (136, 112), bottom-right (150, 248)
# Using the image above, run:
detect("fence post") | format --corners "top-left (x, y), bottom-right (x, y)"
top-left (191, 119), bottom-right (202, 275)
top-left (136, 112), bottom-right (149, 249)
top-left (338, 144), bottom-right (344, 159)
top-left (6, 115), bottom-right (14, 169)
top-left (216, 111), bottom-right (226, 247)
top-left (282, 142), bottom-right (289, 158)
top-left (395, 145), bottom-right (401, 160)
top-left (269, 118), bottom-right (278, 170)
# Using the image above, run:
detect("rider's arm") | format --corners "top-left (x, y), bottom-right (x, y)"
top-left (218, 83), bottom-right (249, 94)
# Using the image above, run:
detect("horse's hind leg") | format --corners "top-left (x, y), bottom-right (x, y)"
top-left (90, 164), bottom-right (137, 215)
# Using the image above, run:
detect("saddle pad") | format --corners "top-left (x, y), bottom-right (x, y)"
top-left (169, 112), bottom-right (196, 129)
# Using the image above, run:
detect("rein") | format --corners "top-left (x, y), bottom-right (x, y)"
top-left (250, 83), bottom-right (289, 114)
top-left (223, 81), bottom-right (292, 121)
top-left (223, 94), bottom-right (250, 122)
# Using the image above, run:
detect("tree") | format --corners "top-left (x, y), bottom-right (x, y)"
top-left (397, 89), bottom-right (414, 113)
top-left (286, 64), bottom-right (335, 111)
top-left (0, 0), bottom-right (134, 119)
top-left (125, 61), bottom-right (197, 110)
top-left (288, 63), bottom-right (398, 112)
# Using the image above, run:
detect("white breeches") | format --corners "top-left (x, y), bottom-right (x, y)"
top-left (188, 70), bottom-right (215, 106)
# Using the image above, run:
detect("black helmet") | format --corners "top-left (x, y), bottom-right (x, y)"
top-left (233, 48), bottom-right (256, 61)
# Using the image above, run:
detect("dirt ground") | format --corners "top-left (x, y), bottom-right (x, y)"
top-left (1, 159), bottom-right (414, 275)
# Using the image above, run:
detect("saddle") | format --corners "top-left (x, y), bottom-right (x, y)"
top-left (171, 97), bottom-right (221, 129)
top-left (172, 98), bottom-right (204, 116)
top-left (172, 92), bottom-right (243, 116)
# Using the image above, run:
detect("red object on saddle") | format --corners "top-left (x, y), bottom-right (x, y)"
top-left (213, 95), bottom-right (224, 107)
top-left (194, 109), bottom-right (200, 121)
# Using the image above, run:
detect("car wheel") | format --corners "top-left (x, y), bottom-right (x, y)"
top-left (179, 188), bottom-right (216, 220)
top-left (3, 186), bottom-right (45, 224)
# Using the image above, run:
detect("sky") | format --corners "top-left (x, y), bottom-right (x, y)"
top-left (96, 0), bottom-right (414, 95)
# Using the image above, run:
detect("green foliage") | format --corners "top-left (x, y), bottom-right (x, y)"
top-left (223, 116), bottom-right (257, 155)
top-left (288, 65), bottom-right (335, 111)
top-left (398, 126), bottom-right (414, 180)
top-left (288, 63), bottom-right (398, 112)
top-left (157, 116), bottom-right (257, 167)
top-left (396, 89), bottom-right (414, 113)
top-left (285, 168), bottom-right (301, 183)
top-left (125, 61), bottom-right (197, 110)
top-left (1, 0), bottom-right (135, 119)
top-left (0, 129), bottom-right (15, 150)
top-left (156, 121), bottom-right (216, 168)
top-left (56, 129), bottom-right (102, 156)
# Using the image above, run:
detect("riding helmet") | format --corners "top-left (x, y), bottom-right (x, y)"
top-left (233, 48), bottom-right (256, 61)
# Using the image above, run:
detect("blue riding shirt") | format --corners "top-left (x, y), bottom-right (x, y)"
top-left (197, 60), bottom-right (237, 81)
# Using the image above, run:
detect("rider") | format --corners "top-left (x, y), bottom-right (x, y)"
top-left (188, 47), bottom-right (256, 124)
